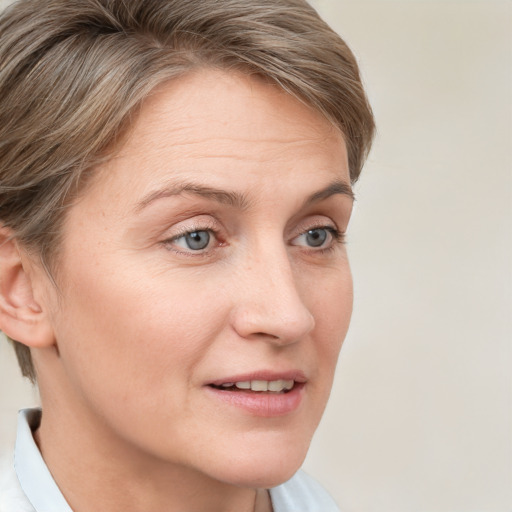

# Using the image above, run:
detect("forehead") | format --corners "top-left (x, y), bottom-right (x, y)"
top-left (130, 70), bottom-right (340, 141)
top-left (78, 69), bottom-right (349, 210)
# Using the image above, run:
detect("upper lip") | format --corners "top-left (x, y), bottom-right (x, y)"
top-left (207, 370), bottom-right (307, 387)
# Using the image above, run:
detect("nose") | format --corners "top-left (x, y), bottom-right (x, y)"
top-left (230, 248), bottom-right (315, 345)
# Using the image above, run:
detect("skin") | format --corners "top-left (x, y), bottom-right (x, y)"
top-left (17, 70), bottom-right (354, 512)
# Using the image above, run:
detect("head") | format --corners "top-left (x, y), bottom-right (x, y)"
top-left (0, 0), bottom-right (374, 489)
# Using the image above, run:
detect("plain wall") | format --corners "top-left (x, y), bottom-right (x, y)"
top-left (1, 0), bottom-right (511, 510)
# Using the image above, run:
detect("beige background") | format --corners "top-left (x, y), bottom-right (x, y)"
top-left (1, 0), bottom-right (511, 510)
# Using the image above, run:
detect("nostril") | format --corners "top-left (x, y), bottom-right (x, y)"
top-left (253, 332), bottom-right (279, 339)
top-left (230, 293), bottom-right (314, 343)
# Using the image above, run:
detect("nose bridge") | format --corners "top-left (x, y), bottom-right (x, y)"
top-left (232, 239), bottom-right (315, 343)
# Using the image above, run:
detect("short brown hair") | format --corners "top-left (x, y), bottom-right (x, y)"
top-left (0, 0), bottom-right (375, 382)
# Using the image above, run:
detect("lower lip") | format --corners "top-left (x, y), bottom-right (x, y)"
top-left (205, 383), bottom-right (305, 417)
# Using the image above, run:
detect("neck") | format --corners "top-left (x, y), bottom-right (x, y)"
top-left (34, 397), bottom-right (272, 512)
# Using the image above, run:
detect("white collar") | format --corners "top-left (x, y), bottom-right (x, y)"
top-left (12, 407), bottom-right (338, 512)
top-left (14, 408), bottom-right (73, 512)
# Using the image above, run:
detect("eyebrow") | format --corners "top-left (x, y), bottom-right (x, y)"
top-left (302, 179), bottom-right (355, 206)
top-left (135, 182), bottom-right (250, 212)
top-left (134, 177), bottom-right (354, 213)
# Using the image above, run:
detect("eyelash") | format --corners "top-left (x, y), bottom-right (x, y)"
top-left (162, 224), bottom-right (346, 258)
top-left (162, 222), bottom-right (222, 257)
top-left (294, 225), bottom-right (346, 255)
top-left (311, 226), bottom-right (345, 250)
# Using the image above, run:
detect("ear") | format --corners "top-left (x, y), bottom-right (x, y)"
top-left (0, 227), bottom-right (55, 348)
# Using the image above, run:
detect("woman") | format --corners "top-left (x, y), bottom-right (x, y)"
top-left (0, 0), bottom-right (374, 510)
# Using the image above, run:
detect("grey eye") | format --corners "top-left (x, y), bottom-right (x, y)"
top-left (291, 227), bottom-right (334, 249)
top-left (305, 228), bottom-right (328, 247)
top-left (182, 230), bottom-right (211, 250)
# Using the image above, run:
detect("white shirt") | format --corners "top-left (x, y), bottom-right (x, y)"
top-left (0, 409), bottom-right (340, 512)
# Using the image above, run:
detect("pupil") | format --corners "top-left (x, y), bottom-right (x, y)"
top-left (186, 231), bottom-right (210, 250)
top-left (306, 228), bottom-right (327, 247)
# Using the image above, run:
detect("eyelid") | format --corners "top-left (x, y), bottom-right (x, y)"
top-left (290, 226), bottom-right (344, 247)
top-left (160, 216), bottom-right (224, 256)
top-left (288, 214), bottom-right (347, 251)
top-left (290, 215), bottom-right (340, 238)
top-left (163, 215), bottom-right (219, 239)
top-left (170, 228), bottom-right (214, 248)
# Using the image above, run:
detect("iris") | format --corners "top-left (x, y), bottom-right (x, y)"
top-left (305, 228), bottom-right (328, 247)
top-left (185, 230), bottom-right (210, 250)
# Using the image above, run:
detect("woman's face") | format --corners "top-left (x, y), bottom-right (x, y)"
top-left (41, 70), bottom-right (353, 487)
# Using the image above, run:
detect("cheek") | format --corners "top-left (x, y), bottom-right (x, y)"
top-left (307, 266), bottom-right (353, 375)
top-left (52, 256), bottom-right (227, 407)
top-left (307, 263), bottom-right (353, 330)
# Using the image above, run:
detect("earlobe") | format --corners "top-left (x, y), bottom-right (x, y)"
top-left (0, 227), bottom-right (55, 348)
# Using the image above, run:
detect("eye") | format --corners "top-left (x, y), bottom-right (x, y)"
top-left (291, 227), bottom-right (342, 249)
top-left (171, 230), bottom-right (212, 251)
top-left (304, 228), bottom-right (328, 247)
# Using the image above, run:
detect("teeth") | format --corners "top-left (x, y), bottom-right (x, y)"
top-left (251, 380), bottom-right (268, 392)
top-left (231, 379), bottom-right (295, 392)
top-left (283, 380), bottom-right (295, 391)
top-left (268, 380), bottom-right (284, 392)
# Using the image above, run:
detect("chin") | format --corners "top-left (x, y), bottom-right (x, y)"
top-left (207, 434), bottom-right (311, 489)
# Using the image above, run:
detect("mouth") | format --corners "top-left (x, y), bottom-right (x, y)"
top-left (205, 372), bottom-right (307, 416)
top-left (209, 379), bottom-right (296, 394)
